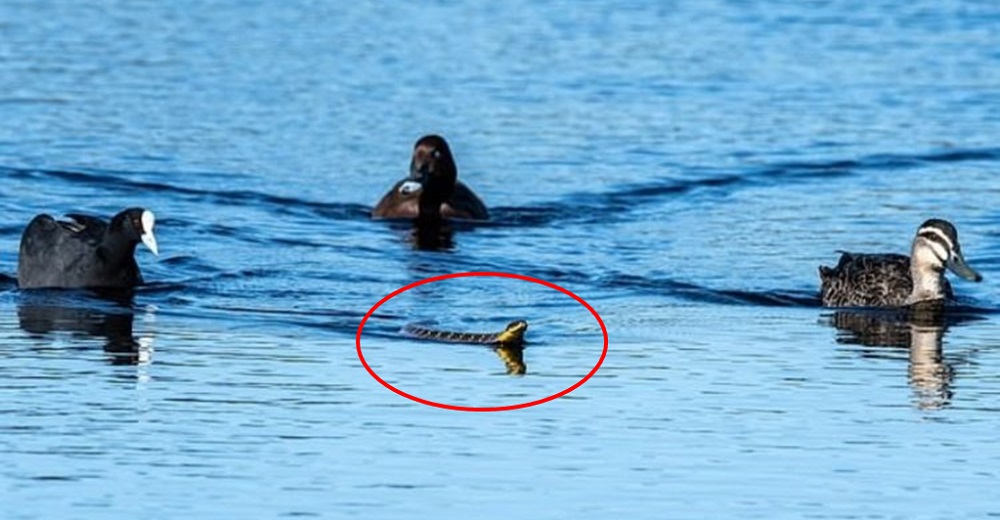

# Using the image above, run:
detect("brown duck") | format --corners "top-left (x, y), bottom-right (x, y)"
top-left (371, 135), bottom-right (489, 221)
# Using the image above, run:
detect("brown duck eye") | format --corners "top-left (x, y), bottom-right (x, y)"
top-left (432, 149), bottom-right (441, 159)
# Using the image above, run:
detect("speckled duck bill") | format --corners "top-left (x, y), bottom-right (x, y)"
top-left (948, 252), bottom-right (982, 282)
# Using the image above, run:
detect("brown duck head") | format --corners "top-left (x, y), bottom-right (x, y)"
top-left (406, 135), bottom-right (458, 219)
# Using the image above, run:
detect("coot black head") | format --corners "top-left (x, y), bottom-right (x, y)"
top-left (17, 207), bottom-right (158, 290)
top-left (113, 208), bottom-right (159, 256)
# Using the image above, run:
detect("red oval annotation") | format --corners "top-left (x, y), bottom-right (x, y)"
top-left (356, 271), bottom-right (608, 412)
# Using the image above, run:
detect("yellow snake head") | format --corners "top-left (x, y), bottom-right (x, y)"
top-left (495, 320), bottom-right (528, 344)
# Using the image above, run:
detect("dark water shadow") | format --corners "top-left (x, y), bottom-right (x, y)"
top-left (372, 218), bottom-right (461, 251)
top-left (410, 221), bottom-right (455, 251)
top-left (16, 290), bottom-right (152, 365)
top-left (600, 272), bottom-right (821, 307)
top-left (485, 146), bottom-right (1000, 228)
top-left (822, 303), bottom-right (988, 410)
top-left (0, 272), bottom-right (17, 289)
top-left (0, 165), bottom-right (372, 223)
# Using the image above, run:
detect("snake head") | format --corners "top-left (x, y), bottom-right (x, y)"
top-left (497, 320), bottom-right (528, 344)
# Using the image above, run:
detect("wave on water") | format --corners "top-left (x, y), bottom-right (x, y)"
top-left (600, 272), bottom-right (821, 307)
top-left (489, 146), bottom-right (1000, 228)
top-left (4, 145), bottom-right (999, 231)
top-left (0, 165), bottom-right (372, 222)
top-left (2, 145), bottom-right (998, 323)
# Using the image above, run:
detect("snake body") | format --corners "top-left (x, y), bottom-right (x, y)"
top-left (402, 320), bottom-right (528, 346)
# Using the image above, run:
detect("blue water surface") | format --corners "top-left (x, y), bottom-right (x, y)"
top-left (2, 1), bottom-right (1000, 518)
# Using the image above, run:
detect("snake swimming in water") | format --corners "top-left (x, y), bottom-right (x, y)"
top-left (402, 320), bottom-right (528, 346)
top-left (401, 320), bottom-right (529, 374)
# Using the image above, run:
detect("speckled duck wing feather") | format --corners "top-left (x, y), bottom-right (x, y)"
top-left (821, 253), bottom-right (912, 307)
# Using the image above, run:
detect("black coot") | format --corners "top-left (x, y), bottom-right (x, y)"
top-left (17, 208), bottom-right (159, 290)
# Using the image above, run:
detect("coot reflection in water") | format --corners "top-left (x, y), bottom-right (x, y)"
top-left (16, 291), bottom-right (153, 365)
top-left (824, 304), bottom-right (986, 410)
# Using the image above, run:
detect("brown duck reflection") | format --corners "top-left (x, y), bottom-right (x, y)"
top-left (17, 293), bottom-right (152, 365)
top-left (410, 221), bottom-right (455, 251)
top-left (825, 302), bottom-right (975, 410)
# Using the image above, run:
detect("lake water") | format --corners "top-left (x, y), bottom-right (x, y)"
top-left (3, 1), bottom-right (1000, 518)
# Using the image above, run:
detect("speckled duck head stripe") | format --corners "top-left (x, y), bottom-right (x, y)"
top-left (914, 219), bottom-right (980, 281)
top-left (915, 219), bottom-right (957, 263)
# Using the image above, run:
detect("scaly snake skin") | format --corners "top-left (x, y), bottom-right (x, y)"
top-left (402, 320), bottom-right (528, 345)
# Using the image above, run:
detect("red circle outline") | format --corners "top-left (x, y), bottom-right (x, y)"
top-left (356, 271), bottom-right (608, 412)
